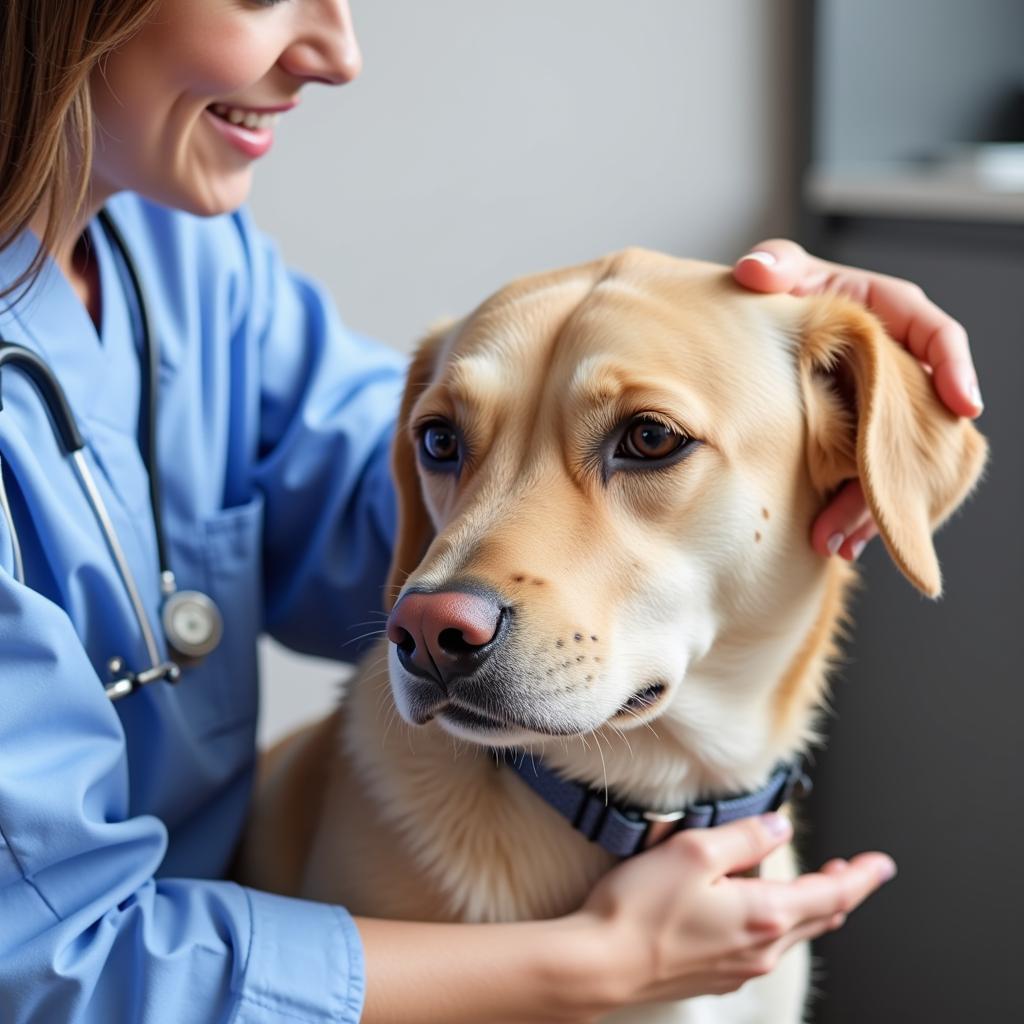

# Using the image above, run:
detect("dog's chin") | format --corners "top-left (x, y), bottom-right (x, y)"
top-left (434, 708), bottom-right (546, 747)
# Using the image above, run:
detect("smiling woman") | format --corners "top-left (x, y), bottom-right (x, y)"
top-left (0, 0), bottom-right (361, 304)
top-left (86, 0), bottom-right (360, 217)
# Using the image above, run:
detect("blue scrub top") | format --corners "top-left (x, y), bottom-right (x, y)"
top-left (0, 194), bottom-right (405, 1023)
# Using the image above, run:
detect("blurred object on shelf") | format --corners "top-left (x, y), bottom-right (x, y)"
top-left (931, 142), bottom-right (1024, 191)
top-left (804, 152), bottom-right (1024, 224)
top-left (988, 84), bottom-right (1024, 143)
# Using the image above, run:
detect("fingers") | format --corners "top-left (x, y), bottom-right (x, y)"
top-left (732, 239), bottom-right (819, 294)
top-left (861, 277), bottom-right (982, 418)
top-left (743, 852), bottom-right (896, 940)
top-left (734, 241), bottom-right (983, 419)
top-left (819, 858), bottom-right (850, 876)
top-left (809, 479), bottom-right (880, 561)
top-left (670, 813), bottom-right (793, 879)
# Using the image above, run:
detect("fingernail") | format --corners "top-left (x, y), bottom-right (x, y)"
top-left (850, 539), bottom-right (866, 561)
top-left (877, 857), bottom-right (897, 883)
top-left (826, 532), bottom-right (845, 556)
top-left (760, 813), bottom-right (792, 838)
top-left (968, 379), bottom-right (984, 413)
top-left (739, 250), bottom-right (777, 268)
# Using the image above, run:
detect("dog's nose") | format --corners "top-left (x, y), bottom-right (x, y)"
top-left (387, 589), bottom-right (504, 681)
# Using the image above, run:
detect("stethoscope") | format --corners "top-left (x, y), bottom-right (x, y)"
top-left (0, 209), bottom-right (223, 701)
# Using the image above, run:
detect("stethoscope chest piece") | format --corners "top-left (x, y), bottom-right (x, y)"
top-left (163, 588), bottom-right (224, 665)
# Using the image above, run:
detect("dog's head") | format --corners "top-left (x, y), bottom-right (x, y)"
top-left (383, 250), bottom-right (986, 781)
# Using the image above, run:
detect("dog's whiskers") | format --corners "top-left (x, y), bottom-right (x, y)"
top-left (362, 654), bottom-right (390, 677)
top-left (342, 628), bottom-right (388, 649)
top-left (589, 728), bottom-right (610, 805)
top-left (607, 722), bottom-right (634, 759)
top-left (617, 702), bottom-right (661, 740)
top-left (380, 701), bottom-right (400, 746)
top-left (375, 681), bottom-right (395, 715)
top-left (346, 612), bottom-right (390, 627)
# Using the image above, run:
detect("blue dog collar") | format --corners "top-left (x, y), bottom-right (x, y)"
top-left (496, 752), bottom-right (812, 859)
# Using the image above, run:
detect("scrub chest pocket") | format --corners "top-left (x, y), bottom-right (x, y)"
top-left (165, 492), bottom-right (265, 740)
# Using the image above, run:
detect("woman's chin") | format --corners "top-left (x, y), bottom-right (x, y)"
top-left (186, 171), bottom-right (254, 218)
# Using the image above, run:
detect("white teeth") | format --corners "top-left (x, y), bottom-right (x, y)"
top-left (211, 104), bottom-right (279, 131)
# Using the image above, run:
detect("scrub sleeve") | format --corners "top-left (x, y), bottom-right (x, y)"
top-left (0, 196), bottom-right (406, 1023)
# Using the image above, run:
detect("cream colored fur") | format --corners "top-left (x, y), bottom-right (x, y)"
top-left (239, 250), bottom-right (986, 1023)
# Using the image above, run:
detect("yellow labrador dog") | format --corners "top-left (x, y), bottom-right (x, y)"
top-left (240, 250), bottom-right (986, 1023)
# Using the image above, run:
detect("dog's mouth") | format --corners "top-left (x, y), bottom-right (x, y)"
top-left (434, 682), bottom-right (669, 737)
top-left (613, 683), bottom-right (668, 719)
top-left (437, 700), bottom-right (580, 738)
top-left (439, 702), bottom-right (507, 731)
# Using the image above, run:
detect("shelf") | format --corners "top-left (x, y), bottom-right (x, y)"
top-left (805, 163), bottom-right (1024, 224)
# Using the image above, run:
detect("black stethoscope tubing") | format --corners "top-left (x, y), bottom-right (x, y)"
top-left (98, 208), bottom-right (170, 573)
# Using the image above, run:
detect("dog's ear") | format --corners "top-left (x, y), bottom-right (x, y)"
top-left (798, 295), bottom-right (987, 598)
top-left (384, 322), bottom-right (452, 609)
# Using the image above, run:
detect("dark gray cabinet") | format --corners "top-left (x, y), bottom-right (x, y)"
top-left (801, 217), bottom-right (1022, 1024)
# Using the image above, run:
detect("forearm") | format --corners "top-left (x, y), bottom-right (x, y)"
top-left (356, 914), bottom-right (610, 1024)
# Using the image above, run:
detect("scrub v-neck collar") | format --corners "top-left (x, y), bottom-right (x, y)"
top-left (0, 218), bottom-right (142, 440)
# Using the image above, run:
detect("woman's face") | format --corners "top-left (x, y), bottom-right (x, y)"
top-left (90, 0), bottom-right (361, 216)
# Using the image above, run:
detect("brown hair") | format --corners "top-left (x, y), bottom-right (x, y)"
top-left (0, 0), bottom-right (161, 302)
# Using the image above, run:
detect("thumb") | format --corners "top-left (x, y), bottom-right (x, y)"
top-left (733, 239), bottom-right (821, 295)
top-left (677, 814), bottom-right (793, 879)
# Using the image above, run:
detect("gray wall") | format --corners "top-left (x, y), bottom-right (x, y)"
top-left (249, 0), bottom-right (800, 745)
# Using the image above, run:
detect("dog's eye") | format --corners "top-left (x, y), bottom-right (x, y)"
top-left (618, 419), bottom-right (687, 460)
top-left (419, 420), bottom-right (461, 468)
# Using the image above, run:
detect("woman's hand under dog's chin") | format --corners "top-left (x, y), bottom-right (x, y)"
top-left (563, 813), bottom-right (896, 1013)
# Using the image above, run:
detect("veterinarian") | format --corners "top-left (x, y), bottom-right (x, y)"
top-left (0, 2), bottom-right (983, 1022)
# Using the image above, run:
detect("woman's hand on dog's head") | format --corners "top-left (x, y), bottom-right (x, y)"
top-left (733, 239), bottom-right (982, 564)
top-left (572, 814), bottom-right (896, 1010)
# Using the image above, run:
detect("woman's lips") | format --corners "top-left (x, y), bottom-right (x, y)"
top-left (203, 106), bottom-right (279, 160)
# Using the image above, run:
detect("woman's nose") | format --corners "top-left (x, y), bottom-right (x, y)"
top-left (279, 0), bottom-right (362, 86)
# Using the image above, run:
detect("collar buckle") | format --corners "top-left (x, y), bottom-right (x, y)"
top-left (641, 808), bottom-right (686, 848)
